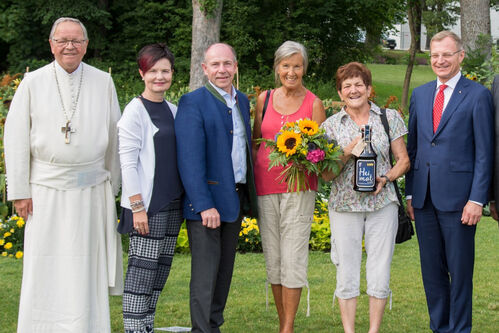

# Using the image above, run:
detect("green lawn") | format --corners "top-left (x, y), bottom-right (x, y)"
top-left (1, 218), bottom-right (498, 332)
top-left (367, 63), bottom-right (435, 110)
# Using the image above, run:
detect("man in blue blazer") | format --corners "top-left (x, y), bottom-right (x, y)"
top-left (175, 43), bottom-right (257, 333)
top-left (406, 31), bottom-right (494, 333)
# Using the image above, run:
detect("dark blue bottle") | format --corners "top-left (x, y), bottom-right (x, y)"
top-left (354, 125), bottom-right (377, 192)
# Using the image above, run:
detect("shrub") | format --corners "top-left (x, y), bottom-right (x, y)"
top-left (0, 215), bottom-right (25, 259)
top-left (310, 199), bottom-right (331, 251)
top-left (462, 45), bottom-right (499, 88)
top-left (237, 217), bottom-right (262, 253)
top-left (175, 220), bottom-right (190, 253)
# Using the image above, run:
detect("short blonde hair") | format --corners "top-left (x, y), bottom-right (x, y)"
top-left (430, 30), bottom-right (463, 51)
top-left (273, 41), bottom-right (308, 86)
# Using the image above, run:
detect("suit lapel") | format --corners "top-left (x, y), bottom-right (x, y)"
top-left (434, 76), bottom-right (468, 137)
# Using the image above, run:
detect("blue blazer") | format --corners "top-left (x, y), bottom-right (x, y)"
top-left (175, 84), bottom-right (254, 222)
top-left (406, 76), bottom-right (494, 211)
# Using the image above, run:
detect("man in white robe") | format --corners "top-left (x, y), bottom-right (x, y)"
top-left (4, 17), bottom-right (123, 333)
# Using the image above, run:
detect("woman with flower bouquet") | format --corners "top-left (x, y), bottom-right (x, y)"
top-left (321, 62), bottom-right (410, 333)
top-left (252, 41), bottom-right (326, 333)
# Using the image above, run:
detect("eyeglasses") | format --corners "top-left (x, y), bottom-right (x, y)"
top-left (430, 50), bottom-right (462, 60)
top-left (52, 38), bottom-right (87, 48)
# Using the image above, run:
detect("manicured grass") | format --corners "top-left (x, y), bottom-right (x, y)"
top-left (367, 63), bottom-right (435, 110)
top-left (1, 218), bottom-right (498, 332)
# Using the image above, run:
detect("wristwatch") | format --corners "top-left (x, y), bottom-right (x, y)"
top-left (380, 175), bottom-right (390, 187)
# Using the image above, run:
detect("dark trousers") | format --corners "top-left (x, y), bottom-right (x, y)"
top-left (186, 216), bottom-right (242, 333)
top-left (414, 189), bottom-right (476, 333)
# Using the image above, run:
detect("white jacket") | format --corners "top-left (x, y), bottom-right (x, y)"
top-left (117, 97), bottom-right (177, 210)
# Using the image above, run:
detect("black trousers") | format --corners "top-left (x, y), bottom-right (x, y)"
top-left (187, 192), bottom-right (244, 333)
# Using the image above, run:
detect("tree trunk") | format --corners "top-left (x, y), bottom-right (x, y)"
top-left (460, 0), bottom-right (490, 51)
top-left (413, 0), bottom-right (423, 53)
top-left (402, 0), bottom-right (422, 110)
top-left (189, 0), bottom-right (223, 91)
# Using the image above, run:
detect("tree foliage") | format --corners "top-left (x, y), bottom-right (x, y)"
top-left (422, 0), bottom-right (459, 49)
top-left (0, 0), bottom-right (405, 87)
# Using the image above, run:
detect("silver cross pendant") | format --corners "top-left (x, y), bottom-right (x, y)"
top-left (61, 121), bottom-right (76, 144)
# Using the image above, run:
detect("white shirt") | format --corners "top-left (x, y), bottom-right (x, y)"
top-left (209, 81), bottom-right (247, 184)
top-left (435, 71), bottom-right (462, 114)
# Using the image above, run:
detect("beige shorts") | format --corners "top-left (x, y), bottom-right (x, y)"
top-left (257, 191), bottom-right (316, 288)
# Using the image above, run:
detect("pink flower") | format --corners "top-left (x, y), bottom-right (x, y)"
top-left (306, 149), bottom-right (325, 163)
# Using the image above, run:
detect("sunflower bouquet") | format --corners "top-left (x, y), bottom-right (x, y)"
top-left (258, 118), bottom-right (342, 192)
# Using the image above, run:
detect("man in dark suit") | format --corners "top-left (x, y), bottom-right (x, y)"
top-left (488, 74), bottom-right (499, 225)
top-left (406, 31), bottom-right (494, 333)
top-left (175, 43), bottom-right (257, 333)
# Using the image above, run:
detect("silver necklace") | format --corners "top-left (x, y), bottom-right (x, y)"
top-left (53, 62), bottom-right (84, 144)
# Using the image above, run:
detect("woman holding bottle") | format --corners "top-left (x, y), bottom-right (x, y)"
top-left (321, 62), bottom-right (409, 333)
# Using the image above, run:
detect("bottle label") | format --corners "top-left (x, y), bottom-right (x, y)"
top-left (355, 159), bottom-right (376, 188)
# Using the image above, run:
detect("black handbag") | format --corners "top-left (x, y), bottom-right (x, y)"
top-left (380, 109), bottom-right (414, 244)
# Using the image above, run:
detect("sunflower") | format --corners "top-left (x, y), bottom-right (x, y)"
top-left (277, 130), bottom-right (302, 156)
top-left (298, 119), bottom-right (319, 135)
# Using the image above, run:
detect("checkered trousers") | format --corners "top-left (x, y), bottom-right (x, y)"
top-left (123, 199), bottom-right (183, 333)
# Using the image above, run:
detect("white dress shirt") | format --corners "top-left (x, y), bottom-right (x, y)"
top-left (434, 71), bottom-right (462, 114)
top-left (209, 81), bottom-right (247, 184)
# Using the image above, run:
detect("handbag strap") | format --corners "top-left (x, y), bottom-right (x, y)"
top-left (262, 90), bottom-right (271, 120)
top-left (379, 108), bottom-right (405, 206)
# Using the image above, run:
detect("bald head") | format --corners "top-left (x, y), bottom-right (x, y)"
top-left (202, 43), bottom-right (238, 94)
top-left (203, 43), bottom-right (237, 64)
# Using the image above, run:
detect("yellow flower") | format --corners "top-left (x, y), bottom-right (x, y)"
top-left (12, 216), bottom-right (19, 220)
top-left (3, 232), bottom-right (11, 238)
top-left (245, 238), bottom-right (249, 242)
top-left (242, 229), bottom-right (249, 235)
top-left (15, 251), bottom-right (23, 259)
top-left (298, 119), bottom-right (319, 135)
top-left (239, 231), bottom-right (243, 236)
top-left (16, 219), bottom-right (25, 228)
top-left (284, 121), bottom-right (296, 128)
top-left (1, 252), bottom-right (7, 257)
top-left (4, 242), bottom-right (12, 249)
top-left (277, 131), bottom-right (302, 157)
top-left (8, 254), bottom-right (13, 258)
top-left (10, 228), bottom-right (14, 233)
top-left (0, 239), bottom-right (4, 246)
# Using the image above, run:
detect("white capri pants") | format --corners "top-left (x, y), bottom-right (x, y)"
top-left (329, 202), bottom-right (398, 299)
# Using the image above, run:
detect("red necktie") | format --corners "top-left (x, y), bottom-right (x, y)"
top-left (433, 84), bottom-right (447, 133)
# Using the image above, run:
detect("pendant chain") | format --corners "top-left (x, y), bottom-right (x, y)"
top-left (53, 62), bottom-right (84, 124)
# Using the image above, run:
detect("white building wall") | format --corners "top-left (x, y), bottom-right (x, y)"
top-left (388, 8), bottom-right (498, 50)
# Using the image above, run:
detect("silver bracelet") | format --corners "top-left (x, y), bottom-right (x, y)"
top-left (130, 199), bottom-right (144, 209)
top-left (131, 206), bottom-right (145, 214)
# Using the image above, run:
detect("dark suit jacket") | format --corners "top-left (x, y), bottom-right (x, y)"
top-left (175, 84), bottom-right (257, 222)
top-left (406, 75), bottom-right (494, 211)
top-left (492, 75), bottom-right (499, 204)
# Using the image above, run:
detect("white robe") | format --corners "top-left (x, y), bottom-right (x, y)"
top-left (4, 61), bottom-right (123, 333)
